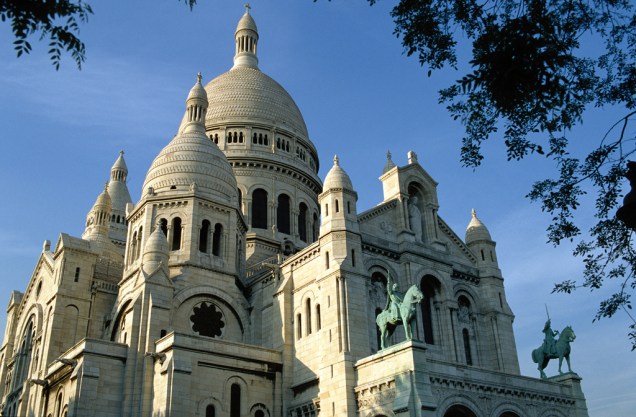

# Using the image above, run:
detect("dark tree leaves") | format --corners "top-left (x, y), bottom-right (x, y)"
top-left (370, 0), bottom-right (636, 349)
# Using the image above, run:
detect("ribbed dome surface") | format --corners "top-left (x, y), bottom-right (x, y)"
top-left (465, 209), bottom-right (493, 243)
top-left (142, 132), bottom-right (238, 203)
top-left (323, 156), bottom-right (353, 191)
top-left (204, 67), bottom-right (309, 138)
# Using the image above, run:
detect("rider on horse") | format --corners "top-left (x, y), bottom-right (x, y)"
top-left (542, 319), bottom-right (559, 356)
top-left (385, 273), bottom-right (403, 322)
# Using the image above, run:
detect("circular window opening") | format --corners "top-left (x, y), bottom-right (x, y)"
top-left (190, 301), bottom-right (225, 338)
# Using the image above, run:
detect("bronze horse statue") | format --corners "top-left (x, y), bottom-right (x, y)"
top-left (376, 285), bottom-right (424, 350)
top-left (531, 325), bottom-right (576, 379)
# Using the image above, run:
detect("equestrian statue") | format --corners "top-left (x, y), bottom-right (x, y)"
top-left (531, 318), bottom-right (576, 379)
top-left (375, 272), bottom-right (424, 350)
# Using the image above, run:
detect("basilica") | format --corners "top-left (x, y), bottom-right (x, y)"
top-left (0, 8), bottom-right (589, 417)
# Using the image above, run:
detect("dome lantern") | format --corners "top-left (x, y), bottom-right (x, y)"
top-left (233, 3), bottom-right (259, 69)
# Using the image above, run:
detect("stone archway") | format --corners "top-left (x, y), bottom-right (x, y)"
top-left (443, 404), bottom-right (478, 417)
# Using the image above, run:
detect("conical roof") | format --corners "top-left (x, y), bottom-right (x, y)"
top-left (465, 209), bottom-right (493, 243)
top-left (323, 155), bottom-right (353, 191)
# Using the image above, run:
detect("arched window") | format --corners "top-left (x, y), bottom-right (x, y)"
top-left (305, 298), bottom-right (312, 335)
top-left (316, 304), bottom-right (321, 331)
top-left (206, 405), bottom-right (216, 417)
top-left (252, 189), bottom-right (268, 229)
top-left (298, 203), bottom-right (308, 242)
top-left (420, 276), bottom-right (440, 345)
top-left (74, 267), bottom-right (80, 282)
top-left (212, 223), bottom-right (223, 256)
top-left (351, 249), bottom-right (356, 267)
top-left (277, 194), bottom-right (291, 234)
top-left (230, 384), bottom-right (241, 417)
top-left (463, 328), bottom-right (473, 365)
top-left (313, 213), bottom-right (319, 242)
top-left (13, 320), bottom-right (34, 388)
top-left (135, 226), bottom-right (143, 259)
top-left (296, 313), bottom-right (302, 340)
top-left (325, 251), bottom-right (330, 269)
top-left (255, 411), bottom-right (265, 417)
top-left (239, 132), bottom-right (243, 143)
top-left (130, 231), bottom-right (138, 264)
top-left (171, 218), bottom-right (182, 250)
top-left (159, 218), bottom-right (168, 236)
top-left (199, 220), bottom-right (210, 253)
top-left (335, 199), bottom-right (339, 213)
top-left (253, 133), bottom-right (258, 144)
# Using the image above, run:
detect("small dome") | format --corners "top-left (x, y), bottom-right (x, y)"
top-left (94, 184), bottom-right (112, 209)
top-left (465, 209), bottom-right (493, 243)
top-left (187, 72), bottom-right (207, 103)
top-left (143, 77), bottom-right (238, 203)
top-left (323, 155), bottom-right (353, 191)
top-left (236, 10), bottom-right (257, 33)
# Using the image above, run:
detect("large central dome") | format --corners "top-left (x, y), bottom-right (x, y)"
top-left (205, 67), bottom-right (309, 138)
top-left (198, 7), bottom-right (322, 263)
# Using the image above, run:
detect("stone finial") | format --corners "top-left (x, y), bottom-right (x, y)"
top-left (196, 72), bottom-right (202, 84)
top-left (472, 208), bottom-right (477, 218)
top-left (408, 150), bottom-right (418, 164)
top-left (383, 150), bottom-right (396, 174)
top-left (333, 155), bottom-right (339, 166)
top-left (43, 240), bottom-right (51, 252)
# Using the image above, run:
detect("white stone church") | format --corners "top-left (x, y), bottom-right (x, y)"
top-left (0, 8), bottom-right (589, 417)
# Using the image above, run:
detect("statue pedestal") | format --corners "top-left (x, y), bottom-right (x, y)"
top-left (355, 340), bottom-right (436, 417)
top-left (548, 373), bottom-right (589, 417)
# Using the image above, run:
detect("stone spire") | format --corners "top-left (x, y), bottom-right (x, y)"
top-left (233, 4), bottom-right (259, 69)
top-left (107, 151), bottom-right (133, 248)
top-left (383, 150), bottom-right (396, 174)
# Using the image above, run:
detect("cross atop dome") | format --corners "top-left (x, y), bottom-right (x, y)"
top-left (244, 3), bottom-right (251, 13)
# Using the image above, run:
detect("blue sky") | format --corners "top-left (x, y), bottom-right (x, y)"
top-left (0, 1), bottom-right (634, 415)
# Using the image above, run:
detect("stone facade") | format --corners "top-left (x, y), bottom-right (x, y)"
top-left (0, 8), bottom-right (588, 417)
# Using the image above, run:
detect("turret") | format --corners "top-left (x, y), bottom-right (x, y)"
top-left (142, 221), bottom-right (170, 275)
top-left (465, 209), bottom-right (500, 271)
top-left (319, 155), bottom-right (359, 236)
top-left (83, 183), bottom-right (112, 241)
top-left (82, 183), bottom-right (121, 259)
top-left (108, 150), bottom-right (133, 246)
